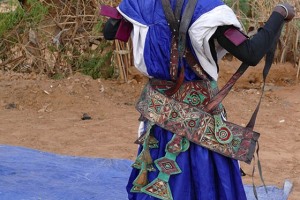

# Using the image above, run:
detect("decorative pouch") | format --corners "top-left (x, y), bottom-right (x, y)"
top-left (99, 5), bottom-right (133, 42)
top-left (114, 18), bottom-right (133, 42)
top-left (136, 80), bottom-right (260, 164)
top-left (224, 27), bottom-right (248, 46)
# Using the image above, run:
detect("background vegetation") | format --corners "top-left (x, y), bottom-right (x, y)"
top-left (225, 0), bottom-right (300, 65)
top-left (0, 0), bottom-right (299, 79)
top-left (0, 0), bottom-right (115, 79)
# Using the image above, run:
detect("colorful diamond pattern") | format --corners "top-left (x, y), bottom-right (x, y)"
top-left (155, 157), bottom-right (181, 175)
top-left (142, 178), bottom-right (173, 200)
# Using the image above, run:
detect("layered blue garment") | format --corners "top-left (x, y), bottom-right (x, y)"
top-left (118, 0), bottom-right (246, 199)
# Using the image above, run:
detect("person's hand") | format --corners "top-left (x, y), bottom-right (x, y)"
top-left (273, 3), bottom-right (295, 22)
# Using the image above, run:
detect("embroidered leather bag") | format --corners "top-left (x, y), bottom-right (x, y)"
top-left (136, 79), bottom-right (260, 164)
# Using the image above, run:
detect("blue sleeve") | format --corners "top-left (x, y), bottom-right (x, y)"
top-left (118, 0), bottom-right (161, 25)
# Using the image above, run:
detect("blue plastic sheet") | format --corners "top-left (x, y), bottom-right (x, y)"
top-left (0, 145), bottom-right (293, 200)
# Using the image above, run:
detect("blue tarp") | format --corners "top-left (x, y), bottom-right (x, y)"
top-left (0, 145), bottom-right (293, 200)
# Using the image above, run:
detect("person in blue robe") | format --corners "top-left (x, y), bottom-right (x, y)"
top-left (103, 1), bottom-right (295, 199)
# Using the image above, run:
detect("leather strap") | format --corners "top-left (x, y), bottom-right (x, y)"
top-left (161, 0), bottom-right (198, 95)
top-left (178, 0), bottom-right (197, 58)
top-left (161, 0), bottom-right (180, 36)
top-left (250, 24), bottom-right (284, 199)
top-left (161, 0), bottom-right (182, 81)
top-left (185, 49), bottom-right (210, 81)
top-left (205, 23), bottom-right (285, 131)
top-left (246, 23), bottom-right (284, 130)
top-left (164, 0), bottom-right (197, 57)
top-left (165, 59), bottom-right (185, 96)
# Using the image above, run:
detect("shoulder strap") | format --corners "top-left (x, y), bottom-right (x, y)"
top-left (205, 23), bottom-right (285, 131)
top-left (177, 0), bottom-right (197, 57)
top-left (161, 0), bottom-right (197, 57)
top-left (161, 0), bottom-right (198, 95)
top-left (161, 0), bottom-right (183, 36)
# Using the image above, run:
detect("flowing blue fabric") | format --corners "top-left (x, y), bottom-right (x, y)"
top-left (119, 0), bottom-right (247, 199)
top-left (126, 128), bottom-right (246, 200)
top-left (119, 0), bottom-right (224, 80)
top-left (0, 145), bottom-right (293, 200)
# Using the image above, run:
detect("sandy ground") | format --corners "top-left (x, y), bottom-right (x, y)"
top-left (0, 59), bottom-right (299, 199)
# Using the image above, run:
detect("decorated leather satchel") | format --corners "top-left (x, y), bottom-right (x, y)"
top-left (135, 0), bottom-right (282, 165)
top-left (136, 78), bottom-right (259, 164)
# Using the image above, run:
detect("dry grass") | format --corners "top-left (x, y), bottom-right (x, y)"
top-left (229, 0), bottom-right (300, 72)
top-left (0, 0), bottom-right (299, 79)
top-left (0, 0), bottom-right (117, 79)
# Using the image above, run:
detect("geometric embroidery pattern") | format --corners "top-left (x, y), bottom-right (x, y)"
top-left (139, 134), bottom-right (185, 199)
top-left (155, 157), bottom-right (181, 175)
top-left (166, 134), bottom-right (183, 154)
top-left (136, 81), bottom-right (260, 164)
top-left (131, 122), bottom-right (156, 193)
top-left (141, 178), bottom-right (173, 200)
top-left (213, 114), bottom-right (233, 144)
top-left (133, 79), bottom-right (260, 199)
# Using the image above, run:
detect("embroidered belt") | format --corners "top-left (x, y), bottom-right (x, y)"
top-left (136, 79), bottom-right (260, 164)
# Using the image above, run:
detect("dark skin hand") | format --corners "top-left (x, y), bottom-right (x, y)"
top-left (273, 3), bottom-right (296, 22)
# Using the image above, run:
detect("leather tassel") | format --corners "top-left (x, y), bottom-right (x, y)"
top-left (134, 169), bottom-right (148, 186)
top-left (143, 148), bottom-right (153, 164)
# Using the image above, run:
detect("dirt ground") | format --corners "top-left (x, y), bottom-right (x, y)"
top-left (0, 59), bottom-right (299, 199)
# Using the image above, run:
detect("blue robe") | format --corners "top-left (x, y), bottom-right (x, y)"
top-left (118, 0), bottom-right (247, 199)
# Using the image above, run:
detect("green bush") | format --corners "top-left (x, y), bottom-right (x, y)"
top-left (76, 51), bottom-right (114, 79)
top-left (0, 0), bottom-right (48, 37)
top-left (223, 0), bottom-right (251, 16)
top-left (73, 40), bottom-right (115, 79)
top-left (0, 6), bottom-right (24, 37)
top-left (26, 0), bottom-right (48, 25)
